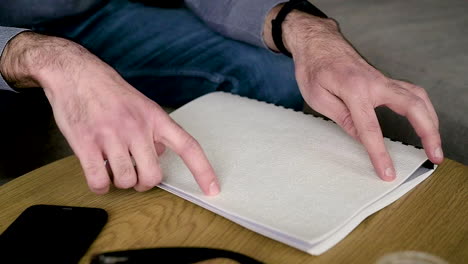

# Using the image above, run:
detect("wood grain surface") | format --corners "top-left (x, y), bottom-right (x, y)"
top-left (0, 156), bottom-right (466, 264)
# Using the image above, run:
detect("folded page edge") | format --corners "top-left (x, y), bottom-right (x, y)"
top-left (307, 166), bottom-right (436, 255)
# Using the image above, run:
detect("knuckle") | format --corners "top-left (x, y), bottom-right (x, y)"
top-left (96, 124), bottom-right (116, 139)
top-left (408, 96), bottom-right (426, 110)
top-left (389, 82), bottom-right (409, 97)
top-left (133, 144), bottom-right (158, 167)
top-left (314, 65), bottom-right (373, 99)
top-left (113, 162), bottom-right (137, 188)
top-left (69, 135), bottom-right (97, 156)
top-left (357, 102), bottom-right (373, 117)
top-left (123, 117), bottom-right (145, 132)
top-left (178, 134), bottom-right (200, 155)
top-left (357, 120), bottom-right (381, 139)
top-left (81, 160), bottom-right (103, 178)
top-left (81, 162), bottom-right (109, 191)
top-left (113, 155), bottom-right (129, 166)
top-left (413, 85), bottom-right (429, 98)
top-left (153, 109), bottom-right (171, 128)
top-left (142, 145), bottom-right (157, 161)
top-left (338, 112), bottom-right (354, 132)
top-left (365, 121), bottom-right (381, 134)
top-left (74, 129), bottom-right (96, 144)
top-left (95, 119), bottom-right (145, 140)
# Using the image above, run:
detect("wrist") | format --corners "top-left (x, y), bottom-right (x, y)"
top-left (0, 32), bottom-right (88, 94)
top-left (0, 31), bottom-right (40, 88)
top-left (282, 10), bottom-right (339, 56)
top-left (263, 4), bottom-right (284, 52)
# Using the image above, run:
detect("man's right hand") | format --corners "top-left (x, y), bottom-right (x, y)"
top-left (0, 32), bottom-right (220, 195)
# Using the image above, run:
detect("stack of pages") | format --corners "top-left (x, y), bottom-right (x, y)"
top-left (158, 92), bottom-right (435, 255)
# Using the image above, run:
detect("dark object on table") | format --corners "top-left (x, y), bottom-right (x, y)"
top-left (91, 247), bottom-right (263, 264)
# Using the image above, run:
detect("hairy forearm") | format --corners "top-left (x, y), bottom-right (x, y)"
top-left (1, 32), bottom-right (71, 88)
top-left (263, 4), bottom-right (342, 57)
top-left (0, 31), bottom-right (121, 102)
top-left (1, 32), bottom-right (96, 90)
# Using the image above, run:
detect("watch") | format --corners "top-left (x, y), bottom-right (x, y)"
top-left (271, 0), bottom-right (328, 57)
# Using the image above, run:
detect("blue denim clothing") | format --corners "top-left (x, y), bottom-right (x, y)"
top-left (32, 0), bottom-right (303, 110)
top-left (0, 0), bottom-right (287, 92)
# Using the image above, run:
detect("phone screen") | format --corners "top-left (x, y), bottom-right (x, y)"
top-left (0, 204), bottom-right (108, 264)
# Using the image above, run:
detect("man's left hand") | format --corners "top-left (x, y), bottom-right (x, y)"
top-left (264, 6), bottom-right (443, 181)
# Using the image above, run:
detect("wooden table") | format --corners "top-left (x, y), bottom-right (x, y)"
top-left (0, 156), bottom-right (467, 264)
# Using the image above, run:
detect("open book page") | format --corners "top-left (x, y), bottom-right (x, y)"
top-left (158, 92), bottom-right (434, 255)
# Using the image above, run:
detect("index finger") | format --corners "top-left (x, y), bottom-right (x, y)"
top-left (345, 98), bottom-right (396, 181)
top-left (159, 118), bottom-right (220, 196)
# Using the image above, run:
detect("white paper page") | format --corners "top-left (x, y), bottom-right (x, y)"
top-left (159, 166), bottom-right (434, 255)
top-left (306, 166), bottom-right (434, 255)
top-left (158, 92), bottom-right (432, 253)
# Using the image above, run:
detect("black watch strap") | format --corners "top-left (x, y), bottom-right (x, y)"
top-left (271, 0), bottom-right (328, 57)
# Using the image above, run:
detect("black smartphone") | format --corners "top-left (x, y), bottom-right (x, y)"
top-left (0, 204), bottom-right (108, 264)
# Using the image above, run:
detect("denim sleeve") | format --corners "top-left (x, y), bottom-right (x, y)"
top-left (185, 0), bottom-right (286, 48)
top-left (0, 26), bottom-right (28, 92)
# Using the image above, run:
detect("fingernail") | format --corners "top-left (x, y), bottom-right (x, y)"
top-left (434, 147), bottom-right (443, 161)
top-left (385, 167), bottom-right (395, 181)
top-left (209, 181), bottom-right (220, 196)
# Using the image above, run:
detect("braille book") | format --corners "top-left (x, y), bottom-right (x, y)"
top-left (158, 92), bottom-right (435, 255)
